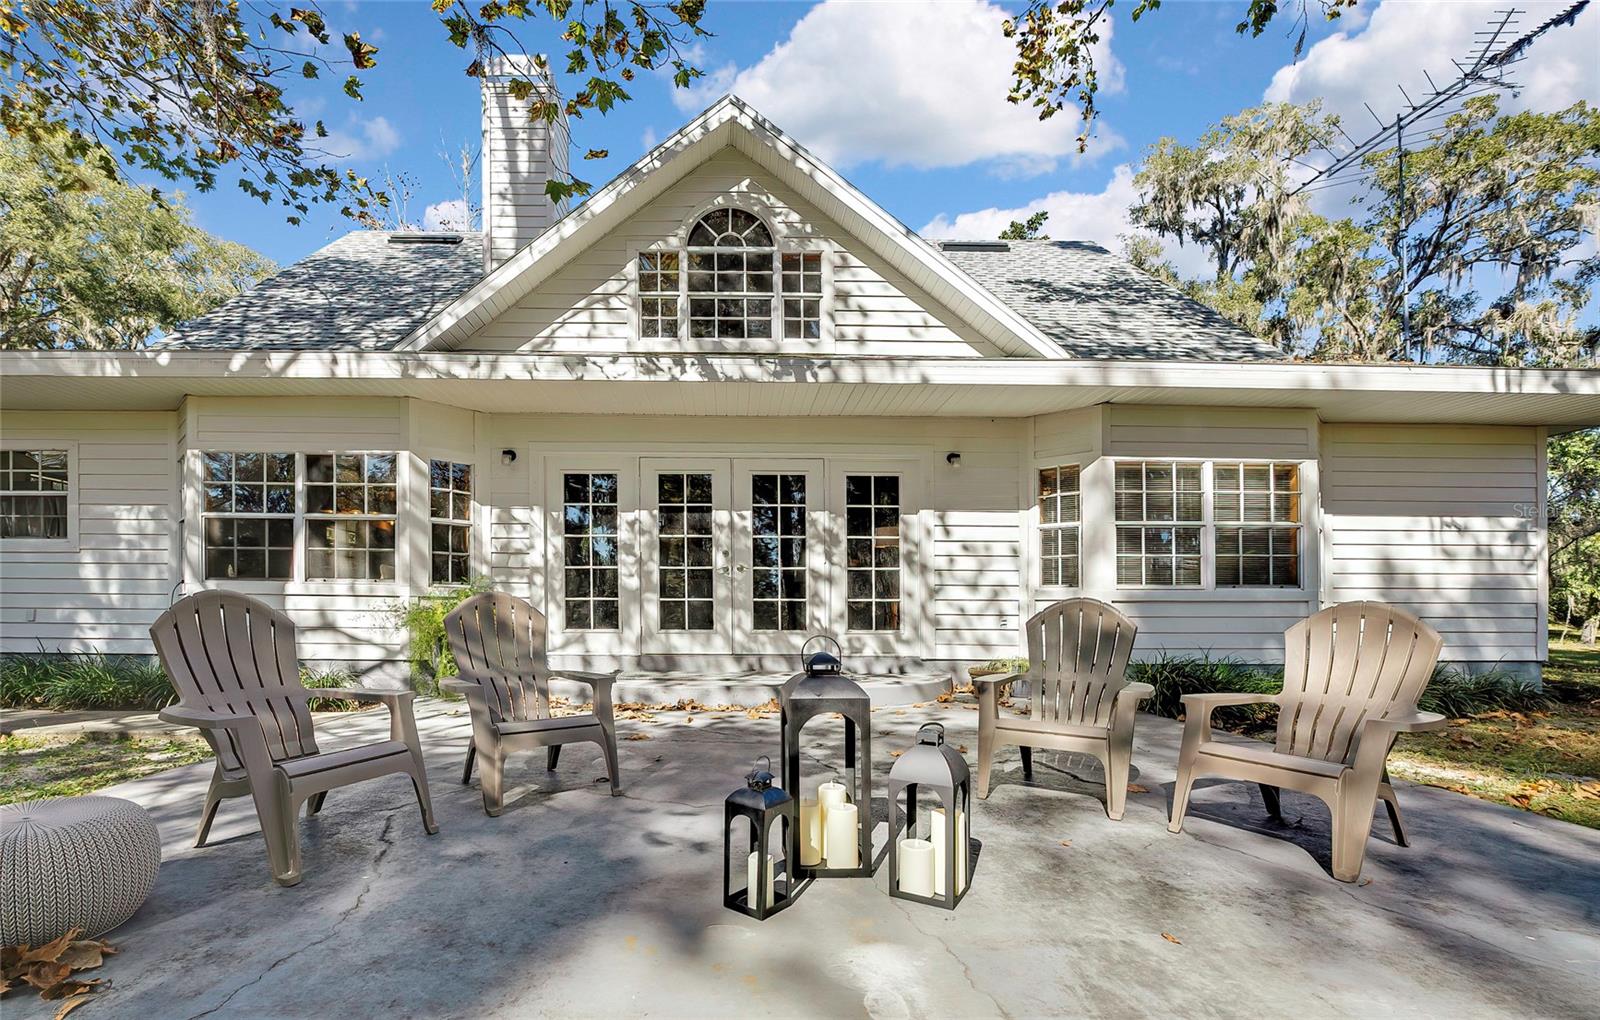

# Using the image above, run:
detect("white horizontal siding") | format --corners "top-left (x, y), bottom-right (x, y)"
top-left (464, 150), bottom-right (993, 358)
top-left (1323, 423), bottom-right (1541, 662)
top-left (0, 412), bottom-right (177, 655)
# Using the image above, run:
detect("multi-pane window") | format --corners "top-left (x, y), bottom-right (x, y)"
top-left (563, 473), bottom-right (620, 630)
top-left (0, 450), bottom-right (69, 540)
top-left (781, 253), bottom-right (822, 340)
top-left (657, 472), bottom-right (716, 630)
top-left (640, 210), bottom-right (827, 343)
top-left (638, 252), bottom-right (680, 339)
top-left (1114, 461), bottom-right (1203, 586)
top-left (845, 474), bottom-right (901, 631)
top-left (1038, 465), bottom-right (1081, 587)
top-left (429, 460), bottom-right (473, 585)
top-left (751, 473), bottom-right (807, 631)
top-left (1215, 463), bottom-right (1301, 587)
top-left (687, 209), bottom-right (775, 340)
top-left (201, 452), bottom-right (294, 580)
top-left (304, 454), bottom-right (397, 580)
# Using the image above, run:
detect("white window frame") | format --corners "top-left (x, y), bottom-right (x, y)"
top-left (542, 455), bottom-right (640, 656)
top-left (199, 450), bottom-right (298, 582)
top-left (1212, 461), bottom-right (1305, 589)
top-left (427, 458), bottom-right (475, 586)
top-left (302, 452), bottom-right (401, 583)
top-left (630, 200), bottom-right (835, 353)
top-left (0, 440), bottom-right (78, 551)
top-left (1035, 462), bottom-right (1083, 589)
top-left (1107, 457), bottom-right (1308, 593)
top-left (188, 450), bottom-right (406, 589)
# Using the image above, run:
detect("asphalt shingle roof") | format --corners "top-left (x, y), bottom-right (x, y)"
top-left (163, 231), bottom-right (1282, 362)
top-left (939, 239), bottom-right (1282, 361)
top-left (160, 231), bottom-right (484, 351)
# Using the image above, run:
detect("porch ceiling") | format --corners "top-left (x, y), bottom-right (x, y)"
top-left (2, 350), bottom-right (1597, 427)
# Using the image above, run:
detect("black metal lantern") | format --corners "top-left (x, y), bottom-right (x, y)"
top-left (724, 756), bottom-right (795, 920)
top-left (781, 636), bottom-right (873, 879)
top-left (888, 723), bottom-right (972, 909)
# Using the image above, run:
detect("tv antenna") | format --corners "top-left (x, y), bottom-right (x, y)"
top-left (1287, 1), bottom-right (1591, 356)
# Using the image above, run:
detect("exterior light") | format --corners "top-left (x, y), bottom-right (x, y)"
top-left (724, 756), bottom-right (794, 920)
top-left (945, 452), bottom-right (961, 468)
top-left (500, 449), bottom-right (518, 465)
top-left (888, 722), bottom-right (973, 909)
top-left (781, 636), bottom-right (874, 880)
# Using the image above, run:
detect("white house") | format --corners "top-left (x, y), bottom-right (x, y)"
top-left (2, 61), bottom-right (1597, 687)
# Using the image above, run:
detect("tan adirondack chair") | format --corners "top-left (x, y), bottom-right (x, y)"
top-left (443, 592), bottom-right (621, 816)
top-left (151, 590), bottom-right (438, 887)
top-left (1168, 600), bottom-right (1447, 882)
top-left (975, 598), bottom-right (1153, 819)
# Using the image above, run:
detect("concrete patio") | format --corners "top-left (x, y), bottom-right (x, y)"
top-left (12, 697), bottom-right (1598, 1019)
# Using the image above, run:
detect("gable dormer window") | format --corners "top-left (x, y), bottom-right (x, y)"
top-left (639, 208), bottom-right (826, 344)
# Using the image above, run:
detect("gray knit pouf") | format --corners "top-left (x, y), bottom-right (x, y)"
top-left (1, 796), bottom-right (161, 946)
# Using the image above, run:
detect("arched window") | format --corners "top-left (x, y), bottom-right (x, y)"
top-left (638, 208), bottom-right (824, 343)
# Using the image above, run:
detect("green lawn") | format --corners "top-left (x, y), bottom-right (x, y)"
top-left (1389, 625), bottom-right (1600, 828)
top-left (0, 733), bottom-right (212, 804)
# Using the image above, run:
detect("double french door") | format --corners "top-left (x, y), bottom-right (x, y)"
top-left (638, 458), bottom-right (825, 654)
top-left (546, 454), bottom-right (915, 658)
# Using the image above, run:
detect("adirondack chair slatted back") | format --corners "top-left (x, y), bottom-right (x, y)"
top-left (1025, 599), bottom-right (1138, 727)
top-left (150, 590), bottom-right (319, 772)
top-left (444, 592), bottom-right (551, 724)
top-left (1277, 601), bottom-right (1443, 764)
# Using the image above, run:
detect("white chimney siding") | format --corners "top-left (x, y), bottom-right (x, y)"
top-left (481, 55), bottom-right (571, 273)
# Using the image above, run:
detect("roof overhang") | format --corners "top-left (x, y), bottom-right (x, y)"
top-left (3, 351), bottom-right (1596, 428)
top-left (397, 95), bottom-right (1067, 359)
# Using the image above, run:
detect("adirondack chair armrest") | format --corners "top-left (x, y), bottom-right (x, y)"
top-left (300, 687), bottom-right (414, 706)
top-left (1348, 710), bottom-right (1447, 785)
top-left (970, 671), bottom-right (1027, 688)
top-left (302, 687), bottom-right (420, 743)
top-left (438, 677), bottom-right (479, 697)
top-left (158, 705), bottom-right (257, 732)
top-left (1177, 692), bottom-right (1280, 752)
top-left (1117, 681), bottom-right (1155, 702)
top-left (554, 669), bottom-right (621, 720)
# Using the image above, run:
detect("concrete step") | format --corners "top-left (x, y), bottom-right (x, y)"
top-left (550, 671), bottom-right (953, 708)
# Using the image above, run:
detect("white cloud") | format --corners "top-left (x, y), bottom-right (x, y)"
top-left (318, 115), bottom-right (402, 163)
top-left (672, 0), bottom-right (1123, 175)
top-left (1265, 0), bottom-right (1598, 124)
top-left (640, 126), bottom-right (659, 151)
top-left (920, 164), bottom-right (1214, 277)
top-left (423, 199), bottom-right (472, 231)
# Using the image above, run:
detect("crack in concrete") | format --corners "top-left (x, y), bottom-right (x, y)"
top-left (185, 811), bottom-right (400, 1020)
top-left (887, 895), bottom-right (1010, 1018)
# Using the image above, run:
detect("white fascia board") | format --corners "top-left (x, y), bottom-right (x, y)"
top-left (400, 95), bottom-right (1066, 360)
top-left (6, 348), bottom-right (1597, 394)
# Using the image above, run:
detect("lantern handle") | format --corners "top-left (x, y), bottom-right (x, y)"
top-left (917, 722), bottom-right (946, 746)
top-left (755, 754), bottom-right (772, 773)
top-left (800, 634), bottom-right (843, 666)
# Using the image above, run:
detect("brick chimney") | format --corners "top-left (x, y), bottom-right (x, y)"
top-left (480, 55), bottom-right (570, 273)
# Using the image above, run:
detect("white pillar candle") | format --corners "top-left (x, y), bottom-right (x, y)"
top-left (746, 851), bottom-right (775, 907)
top-left (816, 781), bottom-right (849, 858)
top-left (823, 802), bottom-right (860, 869)
top-left (930, 806), bottom-right (969, 895)
top-left (799, 797), bottom-right (823, 866)
top-left (897, 838), bottom-right (936, 898)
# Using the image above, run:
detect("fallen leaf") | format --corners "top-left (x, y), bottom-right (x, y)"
top-left (889, 750), bottom-right (904, 758)
top-left (19, 931), bottom-right (78, 966)
top-left (1358, 878), bottom-right (1373, 887)
top-left (1160, 932), bottom-right (1182, 945)
top-left (53, 994), bottom-right (95, 1019)
top-left (1059, 839), bottom-right (1072, 847)
top-left (24, 962), bottom-right (72, 991)
top-left (1127, 783), bottom-right (1150, 794)
top-left (40, 978), bottom-right (103, 1001)
top-left (935, 692), bottom-right (955, 703)
top-left (956, 745), bottom-right (968, 754)
top-left (623, 733), bottom-right (652, 741)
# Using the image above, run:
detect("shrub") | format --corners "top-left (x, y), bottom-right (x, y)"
top-left (0, 653), bottom-right (175, 711)
top-left (1129, 653), bottom-right (1283, 731)
top-left (1417, 663), bottom-right (1551, 717)
top-left (0, 653), bottom-right (369, 712)
top-left (389, 578), bottom-right (495, 694)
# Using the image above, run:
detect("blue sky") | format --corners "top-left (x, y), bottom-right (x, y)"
top-left (176, 1), bottom-right (1599, 274)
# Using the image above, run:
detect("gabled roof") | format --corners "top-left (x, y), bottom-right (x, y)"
top-left (941, 241), bottom-right (1282, 361)
top-left (397, 94), bottom-right (1068, 358)
top-left (161, 232), bottom-right (483, 351)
